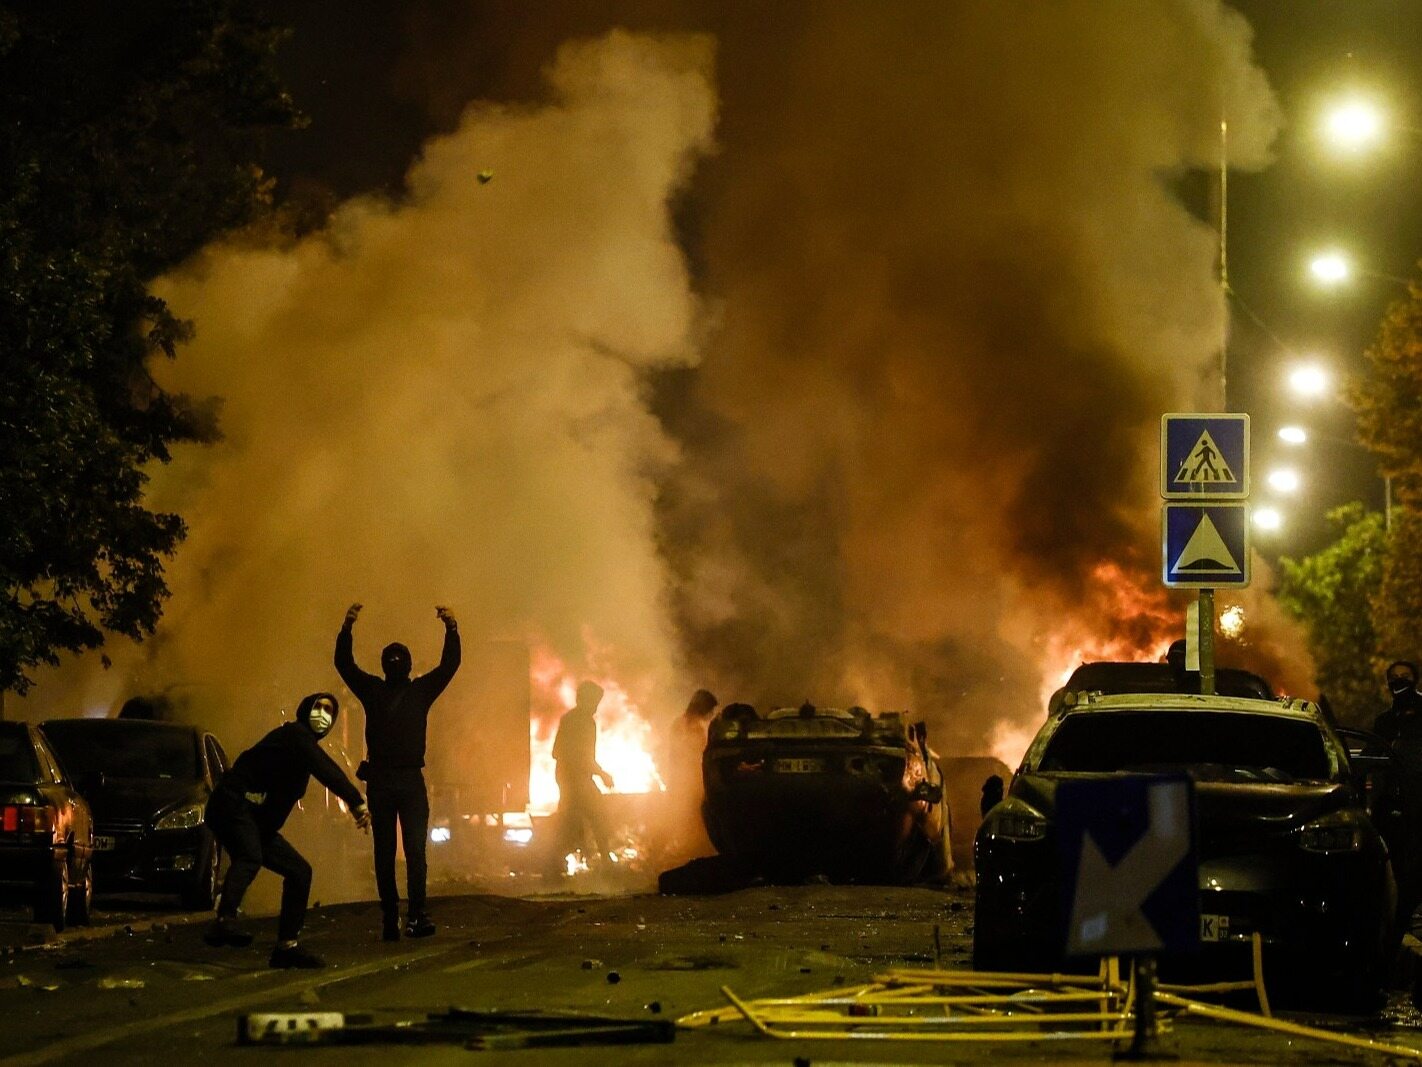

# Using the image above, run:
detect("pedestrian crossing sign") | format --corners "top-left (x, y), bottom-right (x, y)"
top-left (1162, 504), bottom-right (1251, 588)
top-left (1161, 414), bottom-right (1249, 499)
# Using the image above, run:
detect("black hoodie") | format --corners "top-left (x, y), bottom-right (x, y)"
top-left (335, 623), bottom-right (460, 770)
top-left (217, 699), bottom-right (363, 833)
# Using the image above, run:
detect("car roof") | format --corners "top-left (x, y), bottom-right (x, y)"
top-left (1056, 691), bottom-right (1321, 721)
top-left (41, 718), bottom-right (203, 736)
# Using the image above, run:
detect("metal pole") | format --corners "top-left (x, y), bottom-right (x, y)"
top-left (1199, 589), bottom-right (1216, 696)
top-left (1219, 117), bottom-right (1229, 412)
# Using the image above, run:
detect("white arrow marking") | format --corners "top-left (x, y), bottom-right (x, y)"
top-left (1067, 780), bottom-right (1191, 954)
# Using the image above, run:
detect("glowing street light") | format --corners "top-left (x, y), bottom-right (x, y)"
top-left (1287, 364), bottom-right (1330, 399)
top-left (1267, 468), bottom-right (1301, 494)
top-left (1323, 99), bottom-right (1385, 152)
top-left (1253, 507), bottom-right (1283, 531)
top-left (1309, 251), bottom-right (1351, 285)
top-left (1278, 426), bottom-right (1308, 445)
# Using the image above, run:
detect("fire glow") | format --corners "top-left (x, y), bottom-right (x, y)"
top-left (527, 645), bottom-right (664, 816)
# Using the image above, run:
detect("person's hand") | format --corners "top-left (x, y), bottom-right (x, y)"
top-left (596, 770), bottom-right (615, 790)
top-left (344, 603), bottom-right (363, 627)
top-left (435, 605), bottom-right (457, 629)
top-left (352, 803), bottom-right (371, 831)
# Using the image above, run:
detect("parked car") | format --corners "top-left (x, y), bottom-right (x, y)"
top-left (0, 722), bottom-right (94, 930)
top-left (701, 703), bottom-right (951, 884)
top-left (974, 692), bottom-right (1395, 1011)
top-left (40, 719), bottom-right (227, 909)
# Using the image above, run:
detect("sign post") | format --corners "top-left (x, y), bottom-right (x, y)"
top-left (1057, 776), bottom-right (1198, 1059)
top-left (1161, 414), bottom-right (1251, 695)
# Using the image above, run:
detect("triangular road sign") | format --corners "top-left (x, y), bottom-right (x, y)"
top-left (1173, 431), bottom-right (1237, 486)
top-left (1172, 514), bottom-right (1242, 575)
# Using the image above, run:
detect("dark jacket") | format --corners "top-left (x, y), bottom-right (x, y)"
top-left (335, 625), bottom-right (461, 770)
top-left (1375, 690), bottom-right (1422, 751)
top-left (217, 722), bottom-right (364, 833)
top-left (553, 707), bottom-right (600, 783)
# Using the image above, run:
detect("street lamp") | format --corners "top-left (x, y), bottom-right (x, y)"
top-left (1267, 468), bottom-right (1301, 493)
top-left (1278, 426), bottom-right (1308, 445)
top-left (1253, 507), bottom-right (1283, 531)
top-left (1309, 251), bottom-right (1351, 285)
top-left (1323, 99), bottom-right (1385, 152)
top-left (1287, 364), bottom-right (1330, 398)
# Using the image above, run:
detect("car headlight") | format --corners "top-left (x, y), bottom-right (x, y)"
top-left (983, 801), bottom-right (1047, 842)
top-left (1297, 814), bottom-right (1363, 854)
top-left (154, 802), bottom-right (205, 832)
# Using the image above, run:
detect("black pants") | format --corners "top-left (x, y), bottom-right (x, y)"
top-left (367, 767), bottom-right (429, 919)
top-left (205, 790), bottom-right (311, 942)
top-left (554, 773), bottom-right (610, 861)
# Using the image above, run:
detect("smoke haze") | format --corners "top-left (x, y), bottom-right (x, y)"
top-left (22, 3), bottom-right (1314, 774)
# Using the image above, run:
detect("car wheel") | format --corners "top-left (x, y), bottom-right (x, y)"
top-left (66, 859), bottom-right (93, 927)
top-left (34, 863), bottom-right (68, 933)
top-left (182, 840), bottom-right (219, 911)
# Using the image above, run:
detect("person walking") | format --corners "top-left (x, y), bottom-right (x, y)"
top-left (659, 689), bottom-right (718, 863)
top-left (203, 692), bottom-right (369, 968)
top-left (552, 681), bottom-right (614, 870)
top-left (336, 603), bottom-right (461, 941)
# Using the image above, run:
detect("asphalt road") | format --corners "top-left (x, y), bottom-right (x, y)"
top-left (2, 881), bottom-right (1422, 1065)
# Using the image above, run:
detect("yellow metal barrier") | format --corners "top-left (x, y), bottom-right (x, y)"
top-left (678, 938), bottom-right (1422, 1061)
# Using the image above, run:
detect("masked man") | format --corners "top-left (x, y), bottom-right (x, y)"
top-left (336, 603), bottom-right (460, 940)
top-left (1375, 661), bottom-right (1422, 747)
top-left (204, 692), bottom-right (369, 968)
top-left (552, 681), bottom-right (615, 870)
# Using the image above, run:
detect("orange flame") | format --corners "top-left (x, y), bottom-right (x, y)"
top-left (527, 643), bottom-right (664, 816)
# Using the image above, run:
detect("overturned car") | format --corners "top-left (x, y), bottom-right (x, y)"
top-left (701, 703), bottom-right (951, 884)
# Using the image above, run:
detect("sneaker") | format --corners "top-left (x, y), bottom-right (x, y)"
top-left (269, 944), bottom-right (325, 969)
top-left (404, 915), bottom-right (436, 938)
top-left (203, 920), bottom-right (254, 948)
top-left (382, 915), bottom-right (401, 942)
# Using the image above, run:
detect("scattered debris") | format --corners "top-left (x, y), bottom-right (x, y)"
top-left (477, 170), bottom-right (494, 184)
top-left (98, 977), bottom-right (145, 990)
top-left (580, 959), bottom-right (602, 970)
top-left (239, 1008), bottom-right (675, 1050)
top-left (606, 971), bottom-right (621, 984)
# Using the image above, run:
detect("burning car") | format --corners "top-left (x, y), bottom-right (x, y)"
top-left (974, 691), bottom-right (1395, 1011)
top-left (701, 703), bottom-right (951, 884)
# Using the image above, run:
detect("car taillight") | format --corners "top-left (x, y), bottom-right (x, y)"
top-left (1, 805), bottom-right (53, 834)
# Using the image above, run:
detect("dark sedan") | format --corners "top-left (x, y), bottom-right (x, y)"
top-left (0, 722), bottom-right (94, 930)
top-left (41, 719), bottom-right (228, 909)
top-left (702, 703), bottom-right (951, 884)
top-left (974, 692), bottom-right (1395, 1012)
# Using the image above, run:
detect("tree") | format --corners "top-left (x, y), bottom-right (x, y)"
top-left (0, 1), bottom-right (298, 694)
top-left (1353, 275), bottom-right (1422, 497)
top-left (1275, 503), bottom-right (1385, 727)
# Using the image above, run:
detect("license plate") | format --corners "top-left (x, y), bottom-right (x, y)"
top-left (772, 758), bottom-right (824, 774)
top-left (93, 836), bottom-right (116, 851)
top-left (1200, 914), bottom-right (1230, 942)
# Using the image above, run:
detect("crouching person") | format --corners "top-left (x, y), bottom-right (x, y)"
top-left (203, 692), bottom-right (370, 968)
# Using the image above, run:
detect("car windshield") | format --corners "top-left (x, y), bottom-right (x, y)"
top-left (1036, 711), bottom-right (1334, 783)
top-left (0, 727), bottom-right (39, 783)
top-left (42, 721), bottom-right (200, 780)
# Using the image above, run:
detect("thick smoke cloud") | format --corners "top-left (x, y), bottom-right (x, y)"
top-left (22, 32), bottom-right (717, 751)
top-left (657, 1), bottom-right (1303, 754)
top-left (23, 3), bottom-right (1314, 777)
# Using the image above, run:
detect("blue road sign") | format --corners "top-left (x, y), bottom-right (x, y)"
top-left (1057, 776), bottom-right (1199, 957)
top-left (1161, 413), bottom-right (1250, 499)
top-left (1162, 503), bottom-right (1251, 588)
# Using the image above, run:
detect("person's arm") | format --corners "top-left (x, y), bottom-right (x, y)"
top-left (334, 603), bottom-right (380, 697)
top-left (297, 728), bottom-right (368, 815)
top-left (416, 606), bottom-right (461, 698)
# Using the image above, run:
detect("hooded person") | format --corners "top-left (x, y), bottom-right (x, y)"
top-left (1374, 661), bottom-right (1422, 747)
top-left (203, 692), bottom-right (369, 968)
top-left (335, 603), bottom-right (460, 941)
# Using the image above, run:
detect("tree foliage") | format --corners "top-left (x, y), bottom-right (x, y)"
top-left (0, 1), bottom-right (298, 693)
top-left (1276, 503), bottom-right (1385, 728)
top-left (1354, 275), bottom-right (1422, 499)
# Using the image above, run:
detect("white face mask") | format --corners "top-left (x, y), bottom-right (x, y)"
top-left (308, 700), bottom-right (335, 737)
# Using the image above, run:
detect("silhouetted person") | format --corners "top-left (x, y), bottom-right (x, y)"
top-left (552, 680), bottom-right (614, 870)
top-left (981, 775), bottom-right (1005, 818)
top-left (336, 603), bottom-right (460, 941)
top-left (204, 693), bottom-right (369, 968)
top-left (1374, 661), bottom-right (1422, 747)
top-left (660, 689), bottom-right (718, 862)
